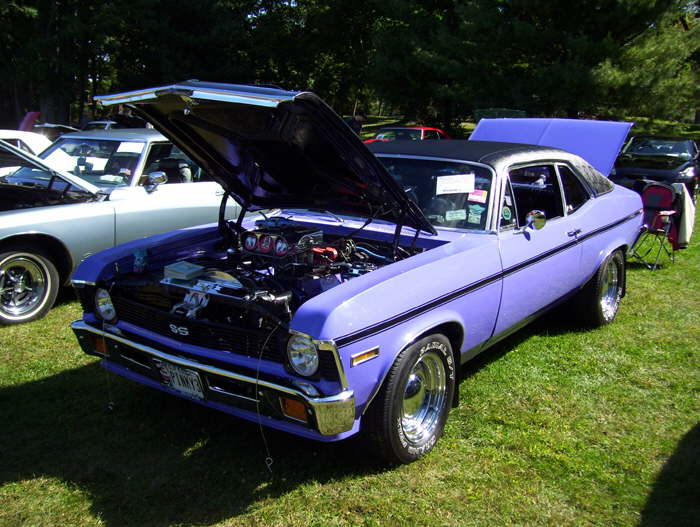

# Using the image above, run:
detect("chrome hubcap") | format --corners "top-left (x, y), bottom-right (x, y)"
top-left (0, 256), bottom-right (47, 317)
top-left (600, 260), bottom-right (620, 321)
top-left (401, 350), bottom-right (447, 447)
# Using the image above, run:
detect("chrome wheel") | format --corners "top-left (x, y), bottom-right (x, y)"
top-left (365, 334), bottom-right (455, 464)
top-left (0, 250), bottom-right (57, 324)
top-left (401, 350), bottom-right (448, 448)
top-left (599, 257), bottom-right (621, 322)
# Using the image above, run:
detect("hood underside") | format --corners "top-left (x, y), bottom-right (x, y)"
top-left (95, 81), bottom-right (435, 234)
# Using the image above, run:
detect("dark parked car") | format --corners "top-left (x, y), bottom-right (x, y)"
top-left (364, 126), bottom-right (450, 143)
top-left (610, 136), bottom-right (698, 198)
top-left (70, 81), bottom-right (642, 464)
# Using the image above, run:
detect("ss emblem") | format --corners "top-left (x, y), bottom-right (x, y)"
top-left (169, 323), bottom-right (189, 336)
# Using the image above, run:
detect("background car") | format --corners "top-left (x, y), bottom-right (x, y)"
top-left (0, 130), bottom-right (52, 177)
top-left (0, 130), bottom-right (52, 155)
top-left (0, 136), bottom-right (239, 325)
top-left (32, 123), bottom-right (80, 140)
top-left (26, 128), bottom-right (209, 191)
top-left (69, 81), bottom-right (642, 465)
top-left (610, 136), bottom-right (698, 199)
top-left (363, 126), bottom-right (450, 143)
top-left (82, 120), bottom-right (123, 131)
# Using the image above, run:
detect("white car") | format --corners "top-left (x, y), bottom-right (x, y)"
top-left (0, 130), bottom-right (52, 177)
top-left (0, 131), bottom-right (240, 324)
top-left (0, 130), bottom-right (52, 155)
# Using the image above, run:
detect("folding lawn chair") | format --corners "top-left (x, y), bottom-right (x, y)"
top-left (630, 182), bottom-right (679, 270)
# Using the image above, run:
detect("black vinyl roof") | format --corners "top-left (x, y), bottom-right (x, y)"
top-left (367, 139), bottom-right (563, 165)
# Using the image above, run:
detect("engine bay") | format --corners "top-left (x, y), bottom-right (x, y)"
top-left (139, 216), bottom-right (422, 325)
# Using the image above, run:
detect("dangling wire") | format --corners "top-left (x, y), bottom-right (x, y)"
top-left (255, 321), bottom-right (282, 473)
top-left (101, 281), bottom-right (116, 413)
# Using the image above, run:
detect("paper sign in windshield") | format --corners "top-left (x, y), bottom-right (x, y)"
top-left (117, 142), bottom-right (145, 154)
top-left (436, 173), bottom-right (475, 195)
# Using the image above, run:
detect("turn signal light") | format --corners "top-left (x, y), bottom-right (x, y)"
top-left (351, 347), bottom-right (379, 367)
top-left (92, 336), bottom-right (109, 357)
top-left (280, 397), bottom-right (308, 423)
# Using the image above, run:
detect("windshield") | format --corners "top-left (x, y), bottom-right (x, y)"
top-left (37, 138), bottom-right (146, 187)
top-left (375, 129), bottom-right (422, 141)
top-left (378, 156), bottom-right (493, 230)
top-left (624, 138), bottom-right (693, 159)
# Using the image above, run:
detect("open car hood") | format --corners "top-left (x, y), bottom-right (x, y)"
top-left (469, 118), bottom-right (633, 177)
top-left (0, 138), bottom-right (100, 195)
top-left (95, 81), bottom-right (435, 234)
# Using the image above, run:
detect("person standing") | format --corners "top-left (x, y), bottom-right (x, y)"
top-left (345, 109), bottom-right (367, 135)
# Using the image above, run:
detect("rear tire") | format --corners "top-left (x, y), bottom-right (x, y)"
top-left (364, 334), bottom-right (455, 464)
top-left (0, 247), bottom-right (59, 325)
top-left (575, 250), bottom-right (625, 327)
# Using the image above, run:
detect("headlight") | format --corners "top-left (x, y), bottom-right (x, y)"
top-left (679, 166), bottom-right (696, 179)
top-left (287, 333), bottom-right (319, 377)
top-left (94, 288), bottom-right (117, 322)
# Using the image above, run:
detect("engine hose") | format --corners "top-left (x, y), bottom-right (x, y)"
top-left (356, 246), bottom-right (393, 262)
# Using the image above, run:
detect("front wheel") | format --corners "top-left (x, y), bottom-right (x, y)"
top-left (364, 334), bottom-right (456, 464)
top-left (0, 248), bottom-right (59, 325)
top-left (575, 249), bottom-right (625, 327)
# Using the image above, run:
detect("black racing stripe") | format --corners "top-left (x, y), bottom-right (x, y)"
top-left (334, 209), bottom-right (642, 347)
top-left (578, 209), bottom-right (642, 244)
top-left (335, 272), bottom-right (502, 347)
top-left (503, 238), bottom-right (578, 278)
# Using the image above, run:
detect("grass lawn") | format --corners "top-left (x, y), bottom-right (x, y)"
top-left (1, 211), bottom-right (698, 527)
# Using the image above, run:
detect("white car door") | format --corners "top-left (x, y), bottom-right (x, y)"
top-left (110, 180), bottom-right (239, 245)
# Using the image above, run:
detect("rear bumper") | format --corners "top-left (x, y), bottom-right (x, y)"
top-left (71, 320), bottom-right (357, 439)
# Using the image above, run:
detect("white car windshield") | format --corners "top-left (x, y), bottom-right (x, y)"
top-left (39, 138), bottom-right (145, 187)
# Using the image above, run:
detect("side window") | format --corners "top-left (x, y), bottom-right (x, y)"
top-left (508, 164), bottom-right (564, 225)
top-left (558, 164), bottom-right (590, 214)
top-left (499, 178), bottom-right (518, 229)
top-left (141, 142), bottom-right (205, 184)
top-left (424, 130), bottom-right (439, 140)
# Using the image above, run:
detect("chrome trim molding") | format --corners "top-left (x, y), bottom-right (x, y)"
top-left (71, 320), bottom-right (355, 435)
top-left (71, 279), bottom-right (96, 287)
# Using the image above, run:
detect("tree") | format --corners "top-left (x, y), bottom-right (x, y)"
top-left (368, 0), bottom-right (698, 123)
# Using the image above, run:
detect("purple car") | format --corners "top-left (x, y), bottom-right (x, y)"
top-left (70, 82), bottom-right (642, 464)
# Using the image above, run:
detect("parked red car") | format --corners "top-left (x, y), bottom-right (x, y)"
top-left (363, 126), bottom-right (450, 143)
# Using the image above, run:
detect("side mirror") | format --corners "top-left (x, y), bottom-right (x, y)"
top-left (144, 171), bottom-right (167, 193)
top-left (525, 210), bottom-right (547, 230)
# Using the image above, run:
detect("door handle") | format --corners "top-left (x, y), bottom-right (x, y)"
top-left (567, 229), bottom-right (582, 237)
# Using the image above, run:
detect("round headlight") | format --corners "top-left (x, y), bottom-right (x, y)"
top-left (95, 288), bottom-right (117, 322)
top-left (287, 333), bottom-right (319, 377)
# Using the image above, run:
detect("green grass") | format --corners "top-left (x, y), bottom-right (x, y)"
top-left (1, 213), bottom-right (699, 527)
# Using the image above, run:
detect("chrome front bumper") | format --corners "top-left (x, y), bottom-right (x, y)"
top-left (71, 320), bottom-right (356, 436)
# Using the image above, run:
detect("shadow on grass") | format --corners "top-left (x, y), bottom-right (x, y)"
top-left (459, 303), bottom-right (592, 380)
top-left (638, 422), bottom-right (700, 527)
top-left (54, 285), bottom-right (79, 308)
top-left (0, 304), bottom-right (616, 526)
top-left (0, 363), bottom-right (380, 527)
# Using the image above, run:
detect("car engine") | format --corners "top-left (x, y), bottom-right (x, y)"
top-left (112, 217), bottom-right (418, 329)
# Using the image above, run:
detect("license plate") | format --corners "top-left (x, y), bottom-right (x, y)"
top-left (153, 359), bottom-right (205, 400)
